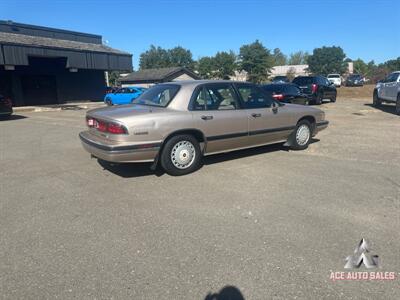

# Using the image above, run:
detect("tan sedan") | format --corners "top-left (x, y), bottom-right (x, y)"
top-left (80, 80), bottom-right (328, 175)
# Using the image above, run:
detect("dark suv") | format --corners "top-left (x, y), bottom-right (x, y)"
top-left (292, 76), bottom-right (337, 105)
top-left (0, 94), bottom-right (13, 119)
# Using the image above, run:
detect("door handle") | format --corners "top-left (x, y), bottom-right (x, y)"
top-left (201, 115), bottom-right (213, 120)
top-left (251, 113), bottom-right (261, 118)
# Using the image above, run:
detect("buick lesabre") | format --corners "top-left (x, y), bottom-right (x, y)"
top-left (80, 80), bottom-right (328, 175)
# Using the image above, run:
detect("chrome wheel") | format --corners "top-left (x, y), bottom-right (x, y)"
top-left (296, 124), bottom-right (310, 146)
top-left (170, 140), bottom-right (196, 169)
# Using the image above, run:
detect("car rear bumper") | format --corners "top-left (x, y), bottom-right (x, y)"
top-left (79, 131), bottom-right (160, 163)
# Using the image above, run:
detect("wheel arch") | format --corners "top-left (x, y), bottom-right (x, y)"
top-left (150, 128), bottom-right (206, 170)
top-left (297, 115), bottom-right (316, 134)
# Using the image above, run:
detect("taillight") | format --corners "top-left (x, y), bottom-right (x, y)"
top-left (272, 93), bottom-right (284, 101)
top-left (108, 122), bottom-right (127, 134)
top-left (86, 117), bottom-right (127, 134)
top-left (96, 120), bottom-right (107, 132)
top-left (311, 84), bottom-right (318, 93)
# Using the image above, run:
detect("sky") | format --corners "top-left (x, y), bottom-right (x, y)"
top-left (1, 0), bottom-right (399, 69)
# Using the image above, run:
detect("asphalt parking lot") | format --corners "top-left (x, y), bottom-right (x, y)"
top-left (1, 97), bottom-right (399, 299)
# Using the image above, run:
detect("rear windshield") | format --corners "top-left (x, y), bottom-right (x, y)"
top-left (328, 74), bottom-right (340, 78)
top-left (262, 84), bottom-right (283, 93)
top-left (292, 77), bottom-right (315, 85)
top-left (132, 84), bottom-right (180, 107)
top-left (349, 74), bottom-right (362, 79)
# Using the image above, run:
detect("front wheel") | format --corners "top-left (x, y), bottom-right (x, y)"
top-left (373, 90), bottom-right (381, 107)
top-left (289, 120), bottom-right (312, 150)
top-left (396, 94), bottom-right (400, 116)
top-left (160, 134), bottom-right (201, 176)
top-left (331, 93), bottom-right (337, 102)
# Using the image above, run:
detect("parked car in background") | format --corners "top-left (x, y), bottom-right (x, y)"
top-left (373, 71), bottom-right (400, 115)
top-left (292, 76), bottom-right (337, 104)
top-left (272, 76), bottom-right (290, 83)
top-left (261, 83), bottom-right (309, 105)
top-left (327, 74), bottom-right (342, 87)
top-left (0, 94), bottom-right (13, 119)
top-left (345, 74), bottom-right (364, 86)
top-left (105, 86), bottom-right (119, 95)
top-left (104, 86), bottom-right (146, 105)
top-left (80, 80), bottom-right (328, 175)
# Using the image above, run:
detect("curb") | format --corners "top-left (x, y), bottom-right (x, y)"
top-left (14, 102), bottom-right (106, 113)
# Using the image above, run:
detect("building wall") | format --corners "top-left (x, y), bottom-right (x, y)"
top-left (0, 57), bottom-right (106, 106)
top-left (270, 65), bottom-right (309, 77)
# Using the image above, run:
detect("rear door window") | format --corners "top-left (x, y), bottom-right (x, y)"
top-left (191, 84), bottom-right (238, 111)
top-left (236, 84), bottom-right (273, 109)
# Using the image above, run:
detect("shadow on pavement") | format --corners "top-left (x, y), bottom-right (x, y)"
top-left (97, 139), bottom-right (320, 178)
top-left (364, 103), bottom-right (398, 115)
top-left (0, 114), bottom-right (27, 121)
top-left (205, 285), bottom-right (245, 300)
top-left (97, 159), bottom-right (165, 178)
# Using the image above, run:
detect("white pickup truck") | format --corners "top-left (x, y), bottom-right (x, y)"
top-left (373, 71), bottom-right (400, 115)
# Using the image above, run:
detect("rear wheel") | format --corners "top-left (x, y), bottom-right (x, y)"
top-left (289, 120), bottom-right (312, 150)
top-left (396, 94), bottom-right (400, 115)
top-left (315, 92), bottom-right (323, 105)
top-left (373, 90), bottom-right (381, 107)
top-left (160, 134), bottom-right (201, 176)
top-left (331, 92), bottom-right (337, 103)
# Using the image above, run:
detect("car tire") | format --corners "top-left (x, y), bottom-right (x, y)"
top-left (289, 120), bottom-right (312, 151)
top-left (316, 92), bottom-right (323, 105)
top-left (396, 94), bottom-right (400, 116)
top-left (105, 99), bottom-right (112, 106)
top-left (373, 90), bottom-right (381, 107)
top-left (160, 134), bottom-right (201, 176)
top-left (331, 92), bottom-right (337, 103)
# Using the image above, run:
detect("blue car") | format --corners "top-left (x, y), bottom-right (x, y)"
top-left (104, 87), bottom-right (146, 105)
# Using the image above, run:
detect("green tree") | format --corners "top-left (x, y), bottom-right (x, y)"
top-left (307, 46), bottom-right (347, 75)
top-left (353, 58), bottom-right (369, 75)
top-left (196, 56), bottom-right (214, 79)
top-left (139, 45), bottom-right (170, 69)
top-left (288, 51), bottom-right (309, 65)
top-left (107, 71), bottom-right (122, 86)
top-left (271, 48), bottom-right (287, 66)
top-left (139, 45), bottom-right (195, 70)
top-left (213, 51), bottom-right (237, 79)
top-left (239, 40), bottom-right (272, 83)
top-left (382, 57), bottom-right (400, 72)
top-left (168, 46), bottom-right (195, 69)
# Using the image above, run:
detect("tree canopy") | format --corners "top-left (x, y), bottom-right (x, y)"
top-left (307, 46), bottom-right (347, 75)
top-left (239, 40), bottom-right (272, 83)
top-left (288, 51), bottom-right (309, 65)
top-left (139, 45), bottom-right (194, 70)
top-left (271, 48), bottom-right (287, 66)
